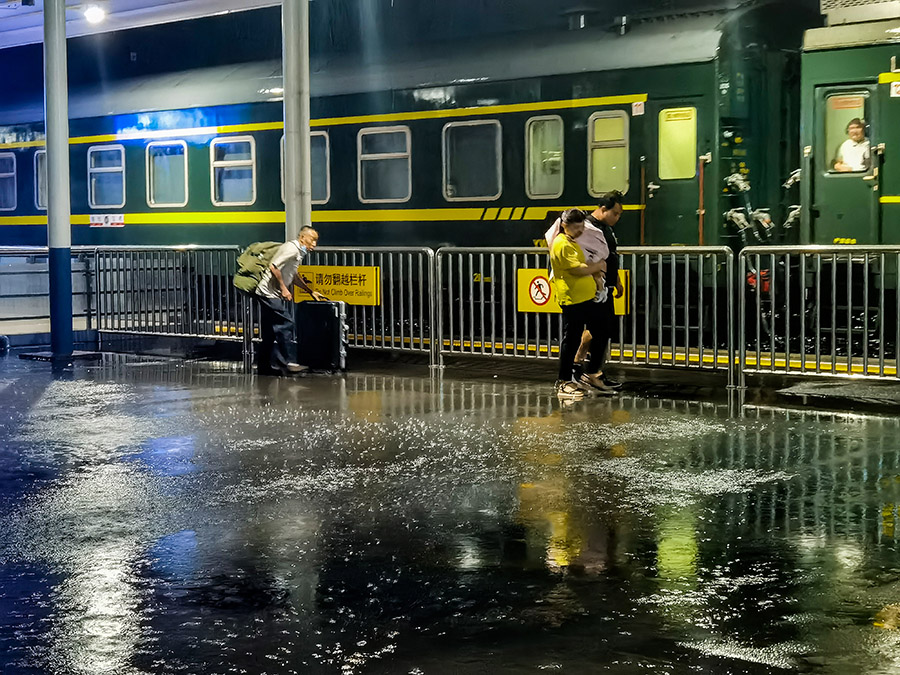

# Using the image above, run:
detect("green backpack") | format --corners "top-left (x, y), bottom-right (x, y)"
top-left (233, 241), bottom-right (282, 293)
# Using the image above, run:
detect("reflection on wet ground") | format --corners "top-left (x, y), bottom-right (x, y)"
top-left (1, 354), bottom-right (899, 674)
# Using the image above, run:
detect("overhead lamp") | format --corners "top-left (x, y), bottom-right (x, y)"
top-left (83, 4), bottom-right (106, 25)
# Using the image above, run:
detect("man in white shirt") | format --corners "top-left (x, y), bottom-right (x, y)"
top-left (833, 118), bottom-right (871, 173)
top-left (256, 226), bottom-right (326, 376)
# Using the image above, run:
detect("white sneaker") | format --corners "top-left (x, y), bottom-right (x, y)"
top-left (555, 380), bottom-right (585, 400)
top-left (286, 362), bottom-right (307, 373)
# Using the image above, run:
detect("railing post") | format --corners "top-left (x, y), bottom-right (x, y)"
top-left (726, 248), bottom-right (737, 389)
top-left (242, 293), bottom-right (254, 375)
top-left (81, 251), bottom-right (94, 334)
top-left (432, 249), bottom-right (444, 369)
top-left (738, 250), bottom-right (746, 389)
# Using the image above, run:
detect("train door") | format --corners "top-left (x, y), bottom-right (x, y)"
top-left (809, 86), bottom-right (881, 244)
top-left (876, 75), bottom-right (900, 242)
top-left (644, 101), bottom-right (707, 245)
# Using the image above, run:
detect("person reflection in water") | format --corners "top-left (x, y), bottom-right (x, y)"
top-left (833, 118), bottom-right (870, 173)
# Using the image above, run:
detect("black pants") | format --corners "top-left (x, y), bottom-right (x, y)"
top-left (590, 295), bottom-right (616, 372)
top-left (559, 300), bottom-right (605, 381)
top-left (257, 296), bottom-right (295, 375)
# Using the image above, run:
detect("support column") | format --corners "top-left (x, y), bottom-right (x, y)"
top-left (44, 0), bottom-right (73, 362)
top-left (282, 0), bottom-right (312, 241)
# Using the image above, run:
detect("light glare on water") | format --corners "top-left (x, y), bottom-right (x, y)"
top-left (0, 355), bottom-right (899, 674)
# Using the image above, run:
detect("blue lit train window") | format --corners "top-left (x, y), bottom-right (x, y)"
top-left (87, 145), bottom-right (126, 209)
top-left (357, 126), bottom-right (411, 204)
top-left (442, 120), bottom-right (502, 202)
top-left (280, 131), bottom-right (330, 205)
top-left (34, 150), bottom-right (47, 210)
top-left (147, 140), bottom-right (188, 208)
top-left (210, 136), bottom-right (256, 207)
top-left (0, 153), bottom-right (17, 211)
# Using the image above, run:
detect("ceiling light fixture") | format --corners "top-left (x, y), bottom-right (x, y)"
top-left (83, 4), bottom-right (106, 25)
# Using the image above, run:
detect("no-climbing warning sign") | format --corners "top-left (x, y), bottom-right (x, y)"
top-left (516, 269), bottom-right (631, 315)
top-left (517, 269), bottom-right (561, 313)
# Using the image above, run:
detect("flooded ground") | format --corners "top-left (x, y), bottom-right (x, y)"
top-left (0, 354), bottom-right (899, 674)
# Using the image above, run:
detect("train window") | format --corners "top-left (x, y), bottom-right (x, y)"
top-left (658, 107), bottom-right (697, 180)
top-left (87, 145), bottom-right (126, 209)
top-left (443, 120), bottom-right (502, 201)
top-left (280, 132), bottom-right (331, 204)
top-left (0, 153), bottom-right (15, 211)
top-left (147, 141), bottom-right (188, 208)
top-left (825, 94), bottom-right (870, 174)
top-left (588, 111), bottom-right (629, 196)
top-left (357, 126), bottom-right (411, 203)
top-left (526, 116), bottom-right (564, 199)
top-left (210, 136), bottom-right (256, 206)
top-left (34, 150), bottom-right (47, 210)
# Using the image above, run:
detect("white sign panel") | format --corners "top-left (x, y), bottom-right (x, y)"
top-left (90, 214), bottom-right (125, 228)
top-left (891, 81), bottom-right (900, 98)
top-left (632, 101), bottom-right (645, 116)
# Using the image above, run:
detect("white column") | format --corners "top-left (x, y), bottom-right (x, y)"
top-left (44, 0), bottom-right (73, 360)
top-left (282, 0), bottom-right (312, 241)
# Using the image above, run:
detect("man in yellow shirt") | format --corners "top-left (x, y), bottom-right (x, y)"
top-left (549, 209), bottom-right (612, 399)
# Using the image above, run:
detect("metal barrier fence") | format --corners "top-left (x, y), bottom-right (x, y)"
top-left (740, 245), bottom-right (900, 386)
top-left (435, 246), bottom-right (735, 385)
top-left (305, 247), bottom-right (437, 365)
top-left (608, 246), bottom-right (734, 383)
top-left (93, 246), bottom-right (255, 369)
top-left (0, 247), bottom-right (95, 339)
top-left (8, 242), bottom-right (900, 388)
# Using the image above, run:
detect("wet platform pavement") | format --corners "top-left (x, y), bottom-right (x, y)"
top-left (1, 355), bottom-right (899, 674)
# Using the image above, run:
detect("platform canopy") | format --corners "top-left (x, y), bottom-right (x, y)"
top-left (0, 0), bottom-right (278, 48)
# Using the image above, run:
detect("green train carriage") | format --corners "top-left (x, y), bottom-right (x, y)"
top-left (0, 9), bottom-right (803, 252)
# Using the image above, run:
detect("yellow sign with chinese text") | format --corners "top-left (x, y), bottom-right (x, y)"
top-left (294, 265), bottom-right (381, 306)
top-left (516, 269), bottom-right (630, 315)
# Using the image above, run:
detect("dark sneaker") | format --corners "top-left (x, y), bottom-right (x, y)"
top-left (600, 375), bottom-right (623, 389)
top-left (578, 372), bottom-right (616, 395)
top-left (555, 380), bottom-right (585, 400)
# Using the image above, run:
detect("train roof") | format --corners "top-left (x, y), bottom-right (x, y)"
top-left (803, 17), bottom-right (900, 51)
top-left (0, 14), bottom-right (723, 125)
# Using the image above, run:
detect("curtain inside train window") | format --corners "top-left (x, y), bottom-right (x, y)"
top-left (147, 141), bottom-right (188, 207)
top-left (211, 137), bottom-right (256, 206)
top-left (443, 120), bottom-right (502, 201)
top-left (526, 116), bottom-right (564, 199)
top-left (658, 107), bottom-right (697, 180)
top-left (34, 150), bottom-right (47, 210)
top-left (280, 132), bottom-right (331, 205)
top-left (588, 111), bottom-right (629, 196)
top-left (358, 127), bottom-right (411, 203)
top-left (310, 132), bottom-right (330, 204)
top-left (0, 153), bottom-right (15, 211)
top-left (88, 145), bottom-right (126, 209)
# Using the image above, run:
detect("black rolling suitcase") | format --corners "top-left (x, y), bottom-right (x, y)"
top-left (294, 300), bottom-right (348, 372)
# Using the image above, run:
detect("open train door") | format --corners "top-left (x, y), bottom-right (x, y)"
top-left (643, 101), bottom-right (708, 245)
top-left (808, 85), bottom-right (882, 244)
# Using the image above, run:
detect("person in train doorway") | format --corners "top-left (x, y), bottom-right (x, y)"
top-left (572, 190), bottom-right (625, 390)
top-left (550, 209), bottom-right (614, 400)
top-left (255, 226), bottom-right (327, 376)
top-left (833, 118), bottom-right (871, 173)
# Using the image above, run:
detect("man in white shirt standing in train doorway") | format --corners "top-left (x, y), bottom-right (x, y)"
top-left (255, 226), bottom-right (326, 376)
top-left (833, 118), bottom-right (871, 173)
